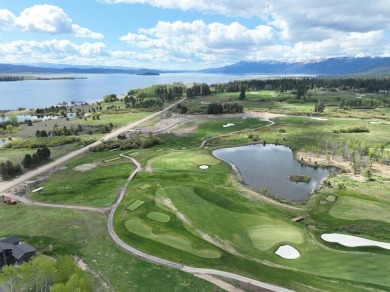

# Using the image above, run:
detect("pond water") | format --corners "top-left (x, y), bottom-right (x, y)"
top-left (0, 115), bottom-right (60, 123)
top-left (213, 144), bottom-right (337, 202)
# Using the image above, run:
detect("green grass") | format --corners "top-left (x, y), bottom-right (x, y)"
top-left (104, 157), bottom-right (121, 163)
top-left (189, 154), bottom-right (221, 166)
top-left (0, 204), bottom-right (219, 291)
top-left (32, 151), bottom-right (133, 207)
top-left (326, 195), bottom-right (336, 202)
top-left (125, 219), bottom-right (220, 259)
top-left (157, 186), bottom-right (305, 255)
top-left (127, 200), bottom-right (145, 211)
top-left (138, 184), bottom-right (152, 190)
top-left (71, 112), bottom-right (150, 127)
top-left (248, 226), bottom-right (304, 251)
top-left (147, 212), bottom-right (171, 223)
top-left (329, 196), bottom-right (390, 224)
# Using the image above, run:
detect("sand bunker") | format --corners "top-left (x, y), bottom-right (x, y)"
top-left (199, 165), bottom-right (209, 169)
top-left (310, 117), bottom-right (328, 121)
top-left (74, 163), bottom-right (97, 172)
top-left (321, 233), bottom-right (390, 250)
top-left (275, 245), bottom-right (300, 259)
top-left (223, 123), bottom-right (235, 128)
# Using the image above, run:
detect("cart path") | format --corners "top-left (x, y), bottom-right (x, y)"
top-left (0, 98), bottom-right (186, 195)
top-left (107, 155), bottom-right (294, 292)
top-left (3, 193), bottom-right (109, 214)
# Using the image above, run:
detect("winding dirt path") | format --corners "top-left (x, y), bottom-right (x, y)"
top-left (0, 98), bottom-right (186, 195)
top-left (107, 155), bottom-right (294, 292)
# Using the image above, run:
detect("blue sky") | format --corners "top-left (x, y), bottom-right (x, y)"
top-left (0, 0), bottom-right (389, 69)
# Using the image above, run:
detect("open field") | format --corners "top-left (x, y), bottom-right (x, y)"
top-left (31, 152), bottom-right (132, 206)
top-left (4, 83), bottom-right (390, 291)
top-left (0, 204), bottom-right (218, 291)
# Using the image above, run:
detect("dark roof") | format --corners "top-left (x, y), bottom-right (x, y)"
top-left (0, 243), bottom-right (13, 254)
top-left (0, 235), bottom-right (20, 245)
top-left (12, 244), bottom-right (36, 261)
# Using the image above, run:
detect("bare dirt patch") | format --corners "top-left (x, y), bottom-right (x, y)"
top-left (74, 163), bottom-right (97, 172)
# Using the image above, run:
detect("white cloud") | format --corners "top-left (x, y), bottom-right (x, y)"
top-left (0, 5), bottom-right (103, 39)
top-left (105, 0), bottom-right (390, 42)
top-left (0, 40), bottom-right (108, 63)
top-left (120, 20), bottom-right (274, 63)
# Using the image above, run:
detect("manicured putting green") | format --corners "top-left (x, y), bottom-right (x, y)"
top-left (326, 195), bottom-right (336, 202)
top-left (147, 212), bottom-right (171, 223)
top-left (138, 184), bottom-right (151, 190)
top-left (189, 154), bottom-right (220, 166)
top-left (330, 196), bottom-right (390, 224)
top-left (127, 200), bottom-right (145, 211)
top-left (125, 219), bottom-right (220, 259)
top-left (157, 186), bottom-right (305, 257)
top-left (248, 225), bottom-right (304, 251)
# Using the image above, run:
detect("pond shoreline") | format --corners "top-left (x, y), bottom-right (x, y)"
top-left (212, 143), bottom-right (337, 202)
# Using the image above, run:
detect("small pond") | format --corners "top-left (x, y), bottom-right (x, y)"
top-left (213, 144), bottom-right (337, 202)
top-left (0, 115), bottom-right (60, 123)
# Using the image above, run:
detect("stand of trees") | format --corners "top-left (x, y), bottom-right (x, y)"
top-left (207, 103), bottom-right (244, 114)
top-left (186, 83), bottom-right (211, 98)
top-left (1, 255), bottom-right (92, 291)
top-left (0, 160), bottom-right (22, 179)
top-left (21, 147), bottom-right (51, 168)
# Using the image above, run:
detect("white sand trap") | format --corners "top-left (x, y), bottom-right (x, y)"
top-left (321, 233), bottom-right (390, 250)
top-left (369, 121), bottom-right (379, 124)
top-left (275, 245), bottom-right (300, 259)
top-left (199, 165), bottom-right (209, 169)
top-left (310, 117), bottom-right (328, 121)
top-left (223, 123), bottom-right (235, 128)
top-left (75, 163), bottom-right (97, 172)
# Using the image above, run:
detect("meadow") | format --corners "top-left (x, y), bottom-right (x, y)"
top-left (3, 83), bottom-right (390, 291)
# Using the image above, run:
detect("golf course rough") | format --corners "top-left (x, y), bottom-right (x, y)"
top-left (125, 219), bottom-right (221, 259)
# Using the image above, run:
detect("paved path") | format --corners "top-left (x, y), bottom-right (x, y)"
top-left (107, 155), bottom-right (294, 292)
top-left (0, 98), bottom-right (186, 195)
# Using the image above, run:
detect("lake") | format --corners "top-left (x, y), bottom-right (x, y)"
top-left (213, 144), bottom-right (337, 202)
top-left (0, 73), bottom-right (269, 110)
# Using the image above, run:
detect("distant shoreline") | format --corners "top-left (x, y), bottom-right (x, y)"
top-left (0, 76), bottom-right (87, 82)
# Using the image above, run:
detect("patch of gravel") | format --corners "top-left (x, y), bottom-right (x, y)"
top-left (74, 163), bottom-right (97, 172)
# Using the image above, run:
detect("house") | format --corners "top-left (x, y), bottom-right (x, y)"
top-left (0, 235), bottom-right (36, 268)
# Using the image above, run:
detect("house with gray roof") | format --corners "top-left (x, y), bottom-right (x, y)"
top-left (0, 235), bottom-right (36, 268)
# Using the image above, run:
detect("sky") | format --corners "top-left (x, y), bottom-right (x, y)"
top-left (0, 0), bottom-right (389, 69)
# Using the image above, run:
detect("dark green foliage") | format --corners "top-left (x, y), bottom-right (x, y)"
top-left (21, 147), bottom-right (51, 168)
top-left (186, 83), bottom-right (211, 98)
top-left (0, 160), bottom-right (22, 179)
top-left (238, 87), bottom-right (246, 100)
top-left (90, 133), bottom-right (160, 152)
top-left (1, 255), bottom-right (92, 292)
top-left (288, 175), bottom-right (311, 183)
top-left (103, 93), bottom-right (118, 103)
top-left (332, 127), bottom-right (370, 133)
top-left (207, 102), bottom-right (243, 114)
top-left (314, 100), bottom-right (325, 112)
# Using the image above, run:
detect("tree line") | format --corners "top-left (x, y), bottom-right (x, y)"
top-left (0, 147), bottom-right (51, 179)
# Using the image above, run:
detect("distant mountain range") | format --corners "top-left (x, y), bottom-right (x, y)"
top-left (201, 57), bottom-right (390, 75)
top-left (0, 57), bottom-right (389, 76)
